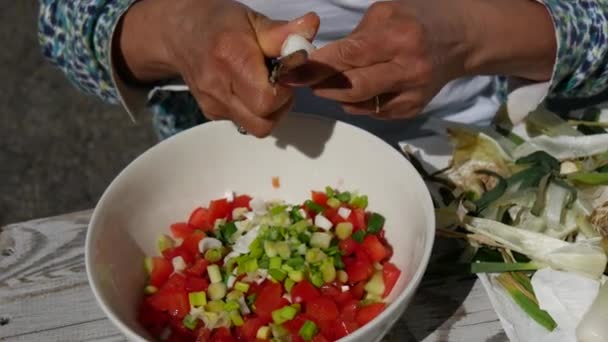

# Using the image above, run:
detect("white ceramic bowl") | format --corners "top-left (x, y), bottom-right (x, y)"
top-left (85, 113), bottom-right (435, 342)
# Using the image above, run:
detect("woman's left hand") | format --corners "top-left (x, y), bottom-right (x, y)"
top-left (284, 0), bottom-right (471, 119)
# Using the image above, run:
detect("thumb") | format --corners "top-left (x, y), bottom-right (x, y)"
top-left (249, 12), bottom-right (320, 57)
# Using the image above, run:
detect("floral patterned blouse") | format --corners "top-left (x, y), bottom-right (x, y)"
top-left (38, 0), bottom-right (608, 139)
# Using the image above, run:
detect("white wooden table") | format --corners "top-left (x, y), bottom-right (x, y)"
top-left (0, 210), bottom-right (507, 341)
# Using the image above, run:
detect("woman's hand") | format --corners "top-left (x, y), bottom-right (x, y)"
top-left (116, 0), bottom-right (319, 137)
top-left (286, 0), bottom-right (555, 119)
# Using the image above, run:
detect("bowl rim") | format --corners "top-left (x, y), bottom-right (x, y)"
top-left (85, 112), bottom-right (436, 342)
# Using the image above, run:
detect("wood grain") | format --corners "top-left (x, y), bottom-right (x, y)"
top-left (0, 211), bottom-right (506, 342)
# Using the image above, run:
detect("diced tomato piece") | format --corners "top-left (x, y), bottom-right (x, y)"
top-left (168, 329), bottom-right (196, 342)
top-left (150, 257), bottom-right (174, 287)
top-left (189, 207), bottom-right (212, 231)
top-left (312, 335), bottom-right (330, 342)
top-left (208, 198), bottom-right (231, 223)
top-left (211, 327), bottom-right (236, 342)
top-left (319, 284), bottom-right (352, 306)
top-left (254, 281), bottom-right (286, 321)
top-left (382, 262), bottom-right (401, 298)
top-left (163, 246), bottom-right (195, 264)
top-left (306, 297), bottom-right (339, 322)
top-left (170, 222), bottom-right (196, 239)
top-left (291, 280), bottom-right (321, 304)
top-left (196, 328), bottom-right (212, 342)
top-left (340, 299), bottom-right (359, 322)
top-left (185, 276), bottom-right (209, 292)
top-left (338, 238), bottom-right (358, 256)
top-left (147, 289), bottom-right (190, 318)
top-left (311, 191), bottom-right (329, 206)
top-left (182, 231), bottom-right (206, 257)
top-left (169, 316), bottom-right (198, 339)
top-left (361, 235), bottom-right (388, 262)
top-left (346, 258), bottom-right (373, 283)
top-left (334, 319), bottom-right (359, 340)
top-left (355, 303), bottom-right (386, 326)
top-left (186, 257), bottom-right (209, 277)
top-left (162, 274), bottom-right (187, 291)
top-left (348, 208), bottom-right (366, 231)
top-left (283, 314), bottom-right (308, 335)
top-left (350, 282), bottom-right (366, 300)
top-left (323, 207), bottom-right (346, 225)
top-left (233, 194), bottom-right (252, 209)
top-left (238, 317), bottom-right (265, 341)
top-left (138, 300), bottom-right (170, 336)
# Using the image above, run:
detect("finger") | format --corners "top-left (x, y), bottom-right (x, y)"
top-left (340, 93), bottom-right (400, 115)
top-left (341, 93), bottom-right (421, 119)
top-left (249, 12), bottom-right (320, 57)
top-left (311, 62), bottom-right (402, 103)
top-left (226, 92), bottom-right (290, 138)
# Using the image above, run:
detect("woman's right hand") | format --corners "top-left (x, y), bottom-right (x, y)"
top-left (116, 0), bottom-right (319, 137)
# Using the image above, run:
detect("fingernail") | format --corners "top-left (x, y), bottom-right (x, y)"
top-left (290, 13), bottom-right (316, 40)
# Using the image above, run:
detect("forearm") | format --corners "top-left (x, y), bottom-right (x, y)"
top-left (114, 0), bottom-right (178, 84)
top-left (462, 0), bottom-right (556, 82)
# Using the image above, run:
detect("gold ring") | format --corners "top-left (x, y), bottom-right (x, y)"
top-left (375, 95), bottom-right (381, 114)
top-left (237, 126), bottom-right (248, 135)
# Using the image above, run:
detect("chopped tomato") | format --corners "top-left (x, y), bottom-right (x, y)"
top-left (238, 317), bottom-right (265, 341)
top-left (346, 258), bottom-right (373, 283)
top-left (147, 289), bottom-right (189, 318)
top-left (312, 335), bottom-right (330, 342)
top-left (170, 222), bottom-right (195, 239)
top-left (348, 208), bottom-right (366, 231)
top-left (361, 235), bottom-right (388, 262)
top-left (196, 328), bottom-right (212, 342)
top-left (382, 262), bottom-right (401, 298)
top-left (350, 282), bottom-right (366, 300)
top-left (319, 284), bottom-right (353, 306)
top-left (338, 238), bottom-right (358, 256)
top-left (340, 299), bottom-right (360, 322)
top-left (189, 207), bottom-right (212, 231)
top-left (208, 198), bottom-right (230, 223)
top-left (185, 276), bottom-right (209, 292)
top-left (291, 280), bottom-right (321, 304)
top-left (311, 191), bottom-right (328, 206)
top-left (149, 257), bottom-right (173, 287)
top-left (306, 297), bottom-right (339, 322)
top-left (254, 281), bottom-right (286, 321)
top-left (161, 273), bottom-right (187, 291)
top-left (272, 176), bottom-right (281, 189)
top-left (181, 231), bottom-right (206, 257)
top-left (283, 314), bottom-right (308, 335)
top-left (355, 303), bottom-right (386, 326)
top-left (169, 316), bottom-right (198, 339)
top-left (211, 327), bottom-right (236, 342)
top-left (323, 207), bottom-right (346, 225)
top-left (163, 245), bottom-right (195, 265)
top-left (186, 257), bottom-right (209, 277)
top-left (138, 301), bottom-right (169, 336)
top-left (335, 319), bottom-right (359, 339)
top-left (233, 194), bottom-right (252, 210)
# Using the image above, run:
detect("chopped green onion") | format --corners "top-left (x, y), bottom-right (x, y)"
top-left (333, 255), bottom-right (345, 270)
top-left (224, 300), bottom-right (240, 311)
top-left (352, 230), bottom-right (366, 243)
top-left (258, 256), bottom-right (270, 270)
top-left (325, 186), bottom-right (335, 197)
top-left (470, 262), bottom-right (540, 273)
top-left (204, 248), bottom-right (223, 263)
top-left (257, 326), bottom-right (271, 340)
top-left (276, 241), bottom-right (292, 259)
top-left (208, 264), bottom-right (223, 283)
top-left (290, 208), bottom-right (305, 222)
top-left (288, 270), bottom-right (304, 282)
top-left (208, 283), bottom-right (227, 300)
top-left (219, 222), bottom-right (238, 244)
top-left (299, 320), bottom-right (319, 341)
top-left (364, 272), bottom-right (385, 296)
top-left (336, 191), bottom-right (352, 203)
top-left (182, 315), bottom-right (198, 330)
top-left (230, 311), bottom-right (245, 326)
top-left (264, 241), bottom-right (278, 258)
top-left (567, 171), bottom-right (608, 185)
top-left (306, 248), bottom-right (328, 264)
top-left (327, 198), bottom-right (340, 208)
top-left (234, 281), bottom-right (250, 293)
top-left (320, 260), bottom-right (336, 283)
top-left (336, 222), bottom-right (354, 240)
top-left (350, 195), bottom-right (368, 209)
top-left (269, 268), bottom-right (287, 282)
top-left (189, 291), bottom-right (207, 307)
top-left (291, 219), bottom-right (309, 233)
top-left (310, 269), bottom-right (324, 287)
top-left (367, 213), bottom-right (385, 234)
top-left (304, 200), bottom-right (324, 213)
top-left (298, 232), bottom-right (311, 244)
top-left (157, 234), bottom-right (175, 253)
top-left (246, 294), bottom-right (257, 307)
top-left (325, 246), bottom-right (340, 256)
top-left (144, 285), bottom-right (158, 295)
top-left (285, 278), bottom-right (296, 293)
top-left (310, 232), bottom-right (332, 249)
top-left (337, 270), bottom-right (349, 283)
top-left (144, 257), bottom-right (153, 274)
top-left (272, 305), bottom-right (299, 324)
top-left (269, 257), bottom-right (283, 270)
top-left (226, 290), bottom-right (243, 301)
top-left (242, 258), bottom-right (259, 273)
top-left (206, 299), bottom-right (226, 312)
top-left (286, 256), bottom-right (305, 270)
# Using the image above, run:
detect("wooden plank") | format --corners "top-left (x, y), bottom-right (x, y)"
top-left (0, 211), bottom-right (505, 341)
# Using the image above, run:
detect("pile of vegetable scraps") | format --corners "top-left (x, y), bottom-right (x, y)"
top-left (407, 108), bottom-right (608, 341)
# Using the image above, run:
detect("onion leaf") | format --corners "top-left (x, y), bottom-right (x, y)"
top-left (474, 170), bottom-right (508, 213)
top-left (567, 172), bottom-right (608, 185)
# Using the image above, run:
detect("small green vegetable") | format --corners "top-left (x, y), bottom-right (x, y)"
top-left (336, 222), bottom-right (354, 240)
top-left (230, 311), bottom-right (245, 326)
top-left (350, 195), bottom-right (368, 209)
top-left (337, 191), bottom-right (352, 203)
top-left (327, 198), bottom-right (341, 209)
top-left (189, 291), bottom-right (207, 307)
top-left (144, 285), bottom-right (158, 295)
top-left (204, 248), bottom-right (223, 263)
top-left (299, 320), bottom-right (319, 341)
top-left (269, 268), bottom-right (287, 282)
top-left (208, 264), bottom-right (223, 284)
top-left (352, 230), bottom-right (366, 243)
top-left (567, 171), bottom-right (608, 185)
top-left (208, 283), bottom-right (227, 300)
top-left (182, 315), bottom-right (198, 330)
top-left (234, 281), bottom-right (250, 293)
top-left (224, 300), bottom-right (240, 311)
top-left (272, 305), bottom-right (299, 324)
top-left (304, 200), bottom-right (324, 213)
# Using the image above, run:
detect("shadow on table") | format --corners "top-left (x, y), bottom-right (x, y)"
top-left (384, 238), bottom-right (478, 342)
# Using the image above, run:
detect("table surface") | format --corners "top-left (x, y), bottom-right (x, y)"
top-left (0, 210), bottom-right (507, 342)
